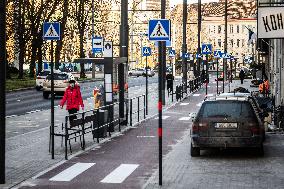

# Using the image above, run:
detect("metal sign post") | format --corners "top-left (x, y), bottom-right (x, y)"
top-left (142, 47), bottom-right (151, 115)
top-left (0, 0), bottom-right (6, 183)
top-left (43, 22), bottom-right (60, 159)
top-left (148, 0), bottom-right (169, 185)
top-left (216, 57), bottom-right (219, 94)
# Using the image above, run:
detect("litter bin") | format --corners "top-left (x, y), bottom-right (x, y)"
top-left (93, 110), bottom-right (108, 138)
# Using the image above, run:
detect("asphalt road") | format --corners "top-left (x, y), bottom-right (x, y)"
top-left (6, 75), bottom-right (158, 116)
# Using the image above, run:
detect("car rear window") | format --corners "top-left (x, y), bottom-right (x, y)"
top-left (199, 101), bottom-right (256, 119)
top-left (46, 74), bottom-right (68, 80)
top-left (38, 71), bottom-right (50, 76)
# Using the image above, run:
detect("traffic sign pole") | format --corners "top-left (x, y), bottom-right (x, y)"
top-left (51, 40), bottom-right (55, 159)
top-left (0, 0), bottom-right (6, 183)
top-left (216, 57), bottom-right (219, 94)
top-left (146, 56), bottom-right (148, 115)
top-left (223, 56), bottom-right (225, 93)
top-left (206, 54), bottom-right (208, 95)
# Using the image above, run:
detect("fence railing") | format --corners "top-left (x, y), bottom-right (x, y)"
top-left (170, 76), bottom-right (203, 102)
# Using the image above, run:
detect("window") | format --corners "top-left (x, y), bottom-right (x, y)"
top-left (200, 101), bottom-right (256, 119)
top-left (213, 26), bottom-right (216, 33)
top-left (242, 25), bottom-right (246, 33)
top-left (230, 25), bottom-right (234, 33)
top-left (230, 39), bottom-right (234, 47)
top-left (237, 39), bottom-right (240, 47)
top-left (242, 39), bottom-right (245, 47)
top-left (218, 39), bottom-right (222, 47)
top-left (218, 25), bottom-right (222, 34)
top-left (237, 25), bottom-right (240, 33)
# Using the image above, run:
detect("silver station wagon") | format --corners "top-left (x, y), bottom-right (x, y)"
top-left (191, 94), bottom-right (265, 156)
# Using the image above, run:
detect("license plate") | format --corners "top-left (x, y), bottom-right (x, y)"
top-left (215, 123), bottom-right (238, 129)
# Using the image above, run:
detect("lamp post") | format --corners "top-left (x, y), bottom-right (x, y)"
top-left (0, 0), bottom-right (6, 184)
top-left (223, 0), bottom-right (228, 93)
top-left (197, 0), bottom-right (202, 76)
top-left (182, 0), bottom-right (188, 91)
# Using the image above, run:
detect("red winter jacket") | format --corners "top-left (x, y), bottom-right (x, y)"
top-left (60, 85), bottom-right (84, 110)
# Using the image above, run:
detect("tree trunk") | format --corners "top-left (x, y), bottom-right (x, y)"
top-left (79, 33), bottom-right (85, 78)
top-left (29, 39), bottom-right (37, 78)
top-left (37, 39), bottom-right (43, 73)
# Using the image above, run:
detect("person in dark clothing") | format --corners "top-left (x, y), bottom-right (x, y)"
top-left (166, 73), bottom-right (174, 95)
top-left (239, 69), bottom-right (245, 84)
top-left (201, 69), bottom-right (206, 83)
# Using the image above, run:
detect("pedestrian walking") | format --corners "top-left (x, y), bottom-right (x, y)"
top-left (166, 73), bottom-right (174, 96)
top-left (60, 75), bottom-right (84, 125)
top-left (239, 68), bottom-right (245, 84)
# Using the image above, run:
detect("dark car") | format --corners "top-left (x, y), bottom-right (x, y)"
top-left (191, 94), bottom-right (264, 157)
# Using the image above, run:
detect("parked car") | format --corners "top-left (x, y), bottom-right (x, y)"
top-left (191, 94), bottom-right (264, 157)
top-left (36, 69), bottom-right (61, 91)
top-left (128, 69), bottom-right (145, 77)
top-left (42, 72), bottom-right (78, 99)
top-left (144, 69), bottom-right (155, 77)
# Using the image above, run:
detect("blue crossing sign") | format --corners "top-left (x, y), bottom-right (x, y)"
top-left (201, 44), bottom-right (212, 55)
top-left (142, 47), bottom-right (152, 57)
top-left (222, 53), bottom-right (231, 59)
top-left (148, 19), bottom-right (171, 41)
top-left (196, 53), bottom-right (202, 59)
top-left (182, 53), bottom-right (190, 59)
top-left (169, 49), bottom-right (176, 57)
top-left (213, 50), bottom-right (222, 58)
top-left (43, 22), bottom-right (60, 40)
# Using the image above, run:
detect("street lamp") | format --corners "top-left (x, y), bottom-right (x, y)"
top-left (0, 0), bottom-right (6, 184)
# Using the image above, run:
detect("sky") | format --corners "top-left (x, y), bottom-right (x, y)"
top-left (170, 0), bottom-right (219, 7)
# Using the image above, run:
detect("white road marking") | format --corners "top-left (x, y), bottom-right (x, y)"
top-left (100, 164), bottom-right (139, 183)
top-left (207, 94), bottom-right (214, 97)
top-left (197, 102), bottom-right (203, 107)
top-left (180, 103), bottom-right (189, 106)
top-left (137, 136), bottom-right (155, 138)
top-left (49, 163), bottom-right (95, 182)
top-left (155, 116), bottom-right (170, 120)
top-left (193, 94), bottom-right (200, 97)
top-left (179, 117), bottom-right (191, 121)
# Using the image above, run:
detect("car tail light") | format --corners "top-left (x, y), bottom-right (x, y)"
top-left (37, 76), bottom-right (42, 79)
top-left (63, 80), bottom-right (68, 83)
top-left (198, 122), bottom-right (209, 131)
top-left (248, 123), bottom-right (260, 135)
top-left (192, 122), bottom-right (199, 133)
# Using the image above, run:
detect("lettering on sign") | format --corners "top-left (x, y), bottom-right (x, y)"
top-left (258, 7), bottom-right (284, 38)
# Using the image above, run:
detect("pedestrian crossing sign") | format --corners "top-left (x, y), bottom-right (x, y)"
top-left (169, 50), bottom-right (176, 57)
top-left (43, 22), bottom-right (60, 40)
top-left (182, 53), bottom-right (190, 59)
top-left (214, 50), bottom-right (222, 58)
top-left (148, 19), bottom-right (171, 41)
top-left (201, 44), bottom-right (212, 55)
top-left (222, 53), bottom-right (231, 59)
top-left (142, 47), bottom-right (151, 57)
top-left (196, 53), bottom-right (202, 59)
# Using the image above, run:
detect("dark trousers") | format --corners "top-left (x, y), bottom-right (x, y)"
top-left (68, 108), bottom-right (78, 127)
top-left (241, 79), bottom-right (244, 84)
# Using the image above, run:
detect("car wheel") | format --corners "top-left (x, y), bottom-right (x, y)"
top-left (43, 91), bottom-right (49, 99)
top-left (190, 143), bottom-right (200, 157)
top-left (256, 144), bottom-right (264, 156)
top-left (36, 86), bottom-right (42, 91)
top-left (129, 73), bottom-right (132, 76)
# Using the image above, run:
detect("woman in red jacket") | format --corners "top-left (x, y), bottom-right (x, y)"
top-left (60, 77), bottom-right (84, 124)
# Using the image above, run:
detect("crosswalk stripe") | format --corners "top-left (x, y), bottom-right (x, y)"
top-left (155, 116), bottom-right (170, 120)
top-left (49, 163), bottom-right (95, 182)
top-left (179, 117), bottom-right (191, 121)
top-left (180, 103), bottom-right (189, 106)
top-left (100, 164), bottom-right (139, 183)
top-left (193, 94), bottom-right (200, 97)
top-left (207, 94), bottom-right (214, 97)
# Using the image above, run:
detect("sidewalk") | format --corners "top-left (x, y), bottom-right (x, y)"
top-left (143, 79), bottom-right (284, 189)
top-left (2, 81), bottom-right (181, 188)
